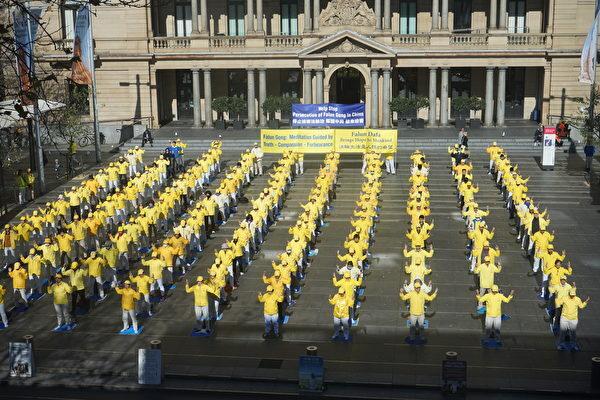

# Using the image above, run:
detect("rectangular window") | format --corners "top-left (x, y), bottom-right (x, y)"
top-left (281, 0), bottom-right (299, 35)
top-left (228, 0), bottom-right (245, 36)
top-left (175, 2), bottom-right (192, 37)
top-left (508, 0), bottom-right (526, 33)
top-left (453, 0), bottom-right (472, 31)
top-left (228, 69), bottom-right (248, 118)
top-left (61, 2), bottom-right (78, 40)
top-left (68, 81), bottom-right (90, 115)
top-left (176, 70), bottom-right (193, 119)
top-left (395, 69), bottom-right (417, 99)
top-left (399, 0), bottom-right (417, 34)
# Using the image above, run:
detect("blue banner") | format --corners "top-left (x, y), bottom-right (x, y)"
top-left (71, 4), bottom-right (94, 85)
top-left (13, 5), bottom-right (44, 104)
top-left (291, 103), bottom-right (365, 128)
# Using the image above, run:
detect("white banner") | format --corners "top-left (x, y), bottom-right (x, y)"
top-left (542, 132), bottom-right (556, 169)
top-left (579, 7), bottom-right (600, 84)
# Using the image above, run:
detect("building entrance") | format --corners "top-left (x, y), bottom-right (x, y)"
top-left (329, 67), bottom-right (365, 104)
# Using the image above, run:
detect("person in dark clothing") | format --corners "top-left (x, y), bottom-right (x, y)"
top-left (534, 124), bottom-right (543, 146)
top-left (461, 131), bottom-right (469, 148)
top-left (584, 142), bottom-right (596, 172)
top-left (142, 129), bottom-right (153, 147)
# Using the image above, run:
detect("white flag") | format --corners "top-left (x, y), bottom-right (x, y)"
top-left (580, 8), bottom-right (600, 84)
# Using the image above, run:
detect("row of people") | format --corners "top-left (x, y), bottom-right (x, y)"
top-left (400, 150), bottom-right (438, 344)
top-left (450, 144), bottom-right (514, 345)
top-left (487, 143), bottom-right (589, 350)
top-left (259, 153), bottom-right (339, 339)
top-left (184, 151), bottom-right (302, 336)
top-left (4, 142), bottom-right (221, 331)
top-left (1, 146), bottom-right (147, 270)
top-left (328, 152), bottom-right (381, 341)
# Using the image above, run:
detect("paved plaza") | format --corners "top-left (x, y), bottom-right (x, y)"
top-left (1, 134), bottom-right (600, 398)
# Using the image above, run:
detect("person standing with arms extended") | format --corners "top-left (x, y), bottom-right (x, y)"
top-left (258, 285), bottom-right (283, 339)
top-left (399, 282), bottom-right (438, 343)
top-left (185, 276), bottom-right (211, 333)
top-left (476, 285), bottom-right (514, 342)
top-left (116, 280), bottom-right (141, 334)
top-left (47, 274), bottom-right (73, 329)
top-left (329, 287), bottom-right (351, 340)
top-left (556, 289), bottom-right (590, 350)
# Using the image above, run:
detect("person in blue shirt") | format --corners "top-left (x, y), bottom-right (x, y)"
top-left (584, 141), bottom-right (595, 172)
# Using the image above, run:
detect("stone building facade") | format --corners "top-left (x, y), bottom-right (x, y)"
top-left (38, 0), bottom-right (597, 129)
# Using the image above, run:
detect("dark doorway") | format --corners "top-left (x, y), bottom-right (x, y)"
top-left (506, 67), bottom-right (525, 119)
top-left (176, 70), bottom-right (193, 119)
top-left (329, 67), bottom-right (365, 104)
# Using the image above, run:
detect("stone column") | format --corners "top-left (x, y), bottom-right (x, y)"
top-left (384, 0), bottom-right (391, 30)
top-left (203, 69), bottom-right (213, 128)
top-left (247, 69), bottom-right (256, 128)
top-left (431, 0), bottom-right (439, 31)
top-left (496, 67), bottom-right (506, 127)
top-left (382, 68), bottom-right (391, 128)
top-left (191, 0), bottom-right (199, 34)
top-left (375, 0), bottom-right (382, 30)
top-left (256, 0), bottom-right (263, 33)
top-left (303, 69), bottom-right (312, 104)
top-left (484, 67), bottom-right (495, 127)
top-left (440, 68), bottom-right (449, 126)
top-left (192, 69), bottom-right (201, 127)
top-left (304, 0), bottom-right (311, 33)
top-left (200, 0), bottom-right (208, 33)
top-left (489, 0), bottom-right (497, 29)
top-left (247, 0), bottom-right (254, 33)
top-left (315, 69), bottom-right (324, 104)
top-left (313, 0), bottom-right (320, 31)
top-left (371, 69), bottom-right (379, 128)
top-left (259, 68), bottom-right (267, 126)
top-left (498, 0), bottom-right (507, 29)
top-left (428, 67), bottom-right (437, 126)
top-left (441, 0), bottom-right (448, 30)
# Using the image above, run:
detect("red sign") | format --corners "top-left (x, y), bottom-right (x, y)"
top-left (543, 126), bottom-right (557, 135)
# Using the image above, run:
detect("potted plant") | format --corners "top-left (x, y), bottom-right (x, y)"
top-left (389, 96), bottom-right (413, 130)
top-left (468, 96), bottom-right (485, 129)
top-left (212, 96), bottom-right (229, 130)
top-left (412, 97), bottom-right (429, 129)
top-left (263, 95), bottom-right (282, 129)
top-left (452, 96), bottom-right (470, 130)
top-left (228, 96), bottom-right (247, 130)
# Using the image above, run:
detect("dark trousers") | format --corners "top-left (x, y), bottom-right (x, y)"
top-left (71, 289), bottom-right (87, 314)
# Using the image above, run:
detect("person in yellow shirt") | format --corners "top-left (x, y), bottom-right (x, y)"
top-left (399, 282), bottom-right (438, 342)
top-left (142, 252), bottom-right (166, 296)
top-left (116, 280), bottom-right (141, 333)
top-left (62, 261), bottom-right (88, 316)
top-left (130, 269), bottom-right (154, 316)
top-left (84, 251), bottom-right (107, 300)
top-left (20, 248), bottom-right (43, 297)
top-left (476, 285), bottom-right (514, 341)
top-left (56, 230), bottom-right (74, 267)
top-left (548, 275), bottom-right (572, 334)
top-left (0, 283), bottom-right (8, 327)
top-left (185, 276), bottom-right (211, 333)
top-left (258, 285), bottom-right (283, 339)
top-left (67, 215), bottom-right (88, 259)
top-left (48, 274), bottom-right (73, 329)
top-left (556, 289), bottom-right (590, 350)
top-left (329, 287), bottom-right (351, 340)
top-left (8, 262), bottom-right (28, 304)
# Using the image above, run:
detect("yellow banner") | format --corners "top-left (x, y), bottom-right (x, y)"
top-left (335, 129), bottom-right (397, 153)
top-left (261, 129), bottom-right (397, 154)
top-left (261, 129), bottom-right (335, 153)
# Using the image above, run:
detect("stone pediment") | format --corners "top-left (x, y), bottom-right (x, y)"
top-left (298, 30), bottom-right (396, 58)
top-left (320, 0), bottom-right (376, 27)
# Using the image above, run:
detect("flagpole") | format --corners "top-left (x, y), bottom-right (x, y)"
top-left (25, 4), bottom-right (46, 194)
top-left (89, 5), bottom-right (101, 164)
top-left (589, 0), bottom-right (600, 142)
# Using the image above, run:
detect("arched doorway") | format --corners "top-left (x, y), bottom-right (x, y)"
top-left (329, 67), bottom-right (365, 104)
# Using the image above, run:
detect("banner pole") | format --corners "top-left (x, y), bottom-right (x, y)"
top-left (25, 5), bottom-right (45, 194)
top-left (89, 5), bottom-right (101, 164)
